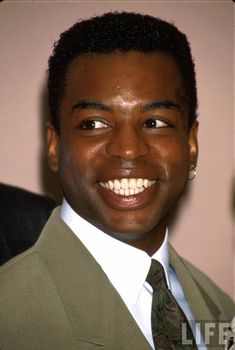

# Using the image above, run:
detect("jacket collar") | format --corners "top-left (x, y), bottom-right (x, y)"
top-left (169, 245), bottom-right (225, 348)
top-left (35, 208), bottom-right (152, 349)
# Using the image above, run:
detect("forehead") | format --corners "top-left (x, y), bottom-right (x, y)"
top-left (64, 51), bottom-right (185, 102)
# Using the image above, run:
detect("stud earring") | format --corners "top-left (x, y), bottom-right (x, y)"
top-left (188, 165), bottom-right (196, 181)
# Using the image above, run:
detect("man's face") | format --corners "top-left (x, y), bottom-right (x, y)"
top-left (48, 51), bottom-right (198, 245)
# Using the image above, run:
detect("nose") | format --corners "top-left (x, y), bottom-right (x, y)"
top-left (106, 124), bottom-right (149, 161)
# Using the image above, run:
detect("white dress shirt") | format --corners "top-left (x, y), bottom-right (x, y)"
top-left (61, 199), bottom-right (206, 349)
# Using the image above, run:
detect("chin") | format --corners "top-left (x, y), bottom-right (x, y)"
top-left (106, 230), bottom-right (151, 242)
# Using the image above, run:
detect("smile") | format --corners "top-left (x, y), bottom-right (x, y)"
top-left (99, 178), bottom-right (156, 196)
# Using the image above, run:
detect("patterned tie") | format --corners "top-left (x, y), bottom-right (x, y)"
top-left (146, 259), bottom-right (197, 349)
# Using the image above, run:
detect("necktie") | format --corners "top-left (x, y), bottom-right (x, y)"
top-left (146, 259), bottom-right (197, 349)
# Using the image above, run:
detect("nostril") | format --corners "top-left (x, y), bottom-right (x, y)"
top-left (106, 127), bottom-right (148, 161)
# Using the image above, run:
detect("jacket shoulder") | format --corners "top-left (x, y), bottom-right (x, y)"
top-left (181, 257), bottom-right (234, 319)
top-left (0, 248), bottom-right (76, 350)
top-left (0, 247), bottom-right (49, 297)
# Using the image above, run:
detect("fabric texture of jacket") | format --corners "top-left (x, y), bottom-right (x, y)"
top-left (0, 208), bottom-right (234, 350)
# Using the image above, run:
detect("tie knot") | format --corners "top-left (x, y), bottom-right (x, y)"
top-left (146, 259), bottom-right (168, 290)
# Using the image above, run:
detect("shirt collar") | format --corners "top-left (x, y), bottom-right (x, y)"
top-left (60, 199), bottom-right (170, 305)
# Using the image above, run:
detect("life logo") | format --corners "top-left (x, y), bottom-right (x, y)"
top-left (225, 317), bottom-right (235, 350)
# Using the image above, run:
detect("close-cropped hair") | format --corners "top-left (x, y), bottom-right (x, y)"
top-left (47, 11), bottom-right (197, 132)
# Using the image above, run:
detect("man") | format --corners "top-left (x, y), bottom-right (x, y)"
top-left (0, 183), bottom-right (55, 265)
top-left (0, 12), bottom-right (234, 350)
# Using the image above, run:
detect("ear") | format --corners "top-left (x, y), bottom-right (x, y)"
top-left (188, 121), bottom-right (199, 170)
top-left (47, 122), bottom-right (59, 172)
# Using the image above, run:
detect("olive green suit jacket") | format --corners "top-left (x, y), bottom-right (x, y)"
top-left (0, 208), bottom-right (234, 350)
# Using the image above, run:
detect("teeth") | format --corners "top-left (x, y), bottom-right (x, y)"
top-left (114, 179), bottom-right (120, 190)
top-left (108, 180), bottom-right (114, 190)
top-left (143, 179), bottom-right (149, 188)
top-left (130, 188), bottom-right (135, 195)
top-left (119, 188), bottom-right (125, 195)
top-left (137, 178), bottom-right (143, 188)
top-left (129, 178), bottom-right (136, 189)
top-left (100, 178), bottom-right (155, 197)
top-left (121, 178), bottom-right (129, 189)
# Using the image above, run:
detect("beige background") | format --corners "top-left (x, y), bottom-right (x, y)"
top-left (0, 1), bottom-right (234, 299)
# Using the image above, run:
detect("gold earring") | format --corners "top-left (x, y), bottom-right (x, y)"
top-left (188, 165), bottom-right (196, 181)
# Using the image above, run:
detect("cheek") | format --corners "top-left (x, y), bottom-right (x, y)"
top-left (57, 138), bottom-right (104, 187)
top-left (154, 137), bottom-right (190, 181)
top-left (58, 141), bottom-right (86, 187)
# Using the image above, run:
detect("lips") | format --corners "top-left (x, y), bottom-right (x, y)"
top-left (99, 178), bottom-right (156, 196)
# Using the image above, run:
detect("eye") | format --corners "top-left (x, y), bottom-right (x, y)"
top-left (144, 118), bottom-right (169, 128)
top-left (78, 119), bottom-right (110, 130)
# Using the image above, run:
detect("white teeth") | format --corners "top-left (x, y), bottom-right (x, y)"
top-left (108, 180), bottom-right (114, 190)
top-left (143, 179), bottom-right (149, 188)
top-left (129, 178), bottom-right (136, 189)
top-left (137, 178), bottom-right (143, 188)
top-left (119, 188), bottom-right (125, 195)
top-left (100, 178), bottom-right (155, 196)
top-left (114, 179), bottom-right (121, 190)
top-left (121, 178), bottom-right (128, 189)
top-left (130, 188), bottom-right (135, 195)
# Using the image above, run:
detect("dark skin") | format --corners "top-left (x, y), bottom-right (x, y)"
top-left (47, 51), bottom-right (198, 256)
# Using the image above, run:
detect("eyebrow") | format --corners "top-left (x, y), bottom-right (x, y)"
top-left (71, 99), bottom-right (179, 113)
top-left (72, 101), bottom-right (112, 112)
top-left (141, 100), bottom-right (180, 112)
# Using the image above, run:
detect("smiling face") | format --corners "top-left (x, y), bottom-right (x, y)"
top-left (47, 51), bottom-right (198, 254)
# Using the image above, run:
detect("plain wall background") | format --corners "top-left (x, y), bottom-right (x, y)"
top-left (0, 1), bottom-right (234, 299)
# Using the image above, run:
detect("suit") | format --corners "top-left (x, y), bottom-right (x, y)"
top-left (0, 183), bottom-right (55, 265)
top-left (0, 208), bottom-right (234, 350)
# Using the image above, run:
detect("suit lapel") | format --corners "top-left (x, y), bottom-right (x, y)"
top-left (169, 245), bottom-right (220, 321)
top-left (36, 208), bottom-right (107, 346)
top-left (36, 208), bottom-right (152, 349)
top-left (169, 245), bottom-right (223, 348)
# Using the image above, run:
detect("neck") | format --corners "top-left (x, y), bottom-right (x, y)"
top-left (105, 220), bottom-right (167, 256)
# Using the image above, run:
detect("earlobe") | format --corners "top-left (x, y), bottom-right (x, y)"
top-left (47, 122), bottom-right (59, 172)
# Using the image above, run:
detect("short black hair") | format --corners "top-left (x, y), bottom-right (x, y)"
top-left (47, 11), bottom-right (197, 132)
